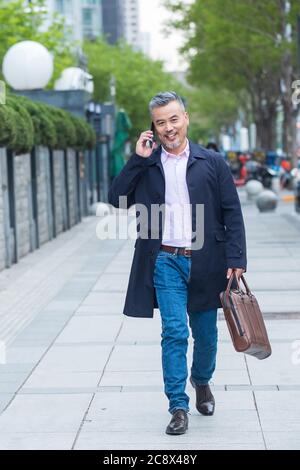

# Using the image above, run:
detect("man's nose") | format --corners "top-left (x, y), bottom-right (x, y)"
top-left (165, 122), bottom-right (174, 132)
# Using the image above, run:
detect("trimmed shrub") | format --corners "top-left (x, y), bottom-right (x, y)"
top-left (6, 96), bottom-right (35, 155)
top-left (0, 105), bottom-right (17, 149)
top-left (16, 96), bottom-right (57, 148)
top-left (0, 93), bottom-right (96, 153)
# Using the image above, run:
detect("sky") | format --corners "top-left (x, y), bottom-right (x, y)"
top-left (138, 0), bottom-right (187, 72)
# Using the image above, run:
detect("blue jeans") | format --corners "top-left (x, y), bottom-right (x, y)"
top-left (153, 250), bottom-right (218, 414)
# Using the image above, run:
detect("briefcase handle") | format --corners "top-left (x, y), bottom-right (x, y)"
top-left (225, 272), bottom-right (252, 296)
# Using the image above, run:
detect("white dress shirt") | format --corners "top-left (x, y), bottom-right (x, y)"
top-left (161, 140), bottom-right (192, 247)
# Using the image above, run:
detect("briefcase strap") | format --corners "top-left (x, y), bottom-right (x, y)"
top-left (225, 273), bottom-right (251, 296)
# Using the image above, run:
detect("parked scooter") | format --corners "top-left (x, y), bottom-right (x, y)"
top-left (280, 169), bottom-right (294, 190)
top-left (245, 161), bottom-right (277, 189)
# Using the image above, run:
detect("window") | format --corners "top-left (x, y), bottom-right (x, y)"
top-left (81, 0), bottom-right (98, 5)
top-left (55, 0), bottom-right (72, 15)
top-left (82, 8), bottom-right (93, 26)
top-left (55, 0), bottom-right (65, 14)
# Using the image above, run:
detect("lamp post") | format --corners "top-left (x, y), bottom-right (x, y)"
top-left (94, 104), bottom-right (103, 202)
top-left (86, 101), bottom-right (96, 206)
top-left (109, 75), bottom-right (116, 104)
top-left (2, 40), bottom-right (54, 260)
top-left (2, 41), bottom-right (53, 90)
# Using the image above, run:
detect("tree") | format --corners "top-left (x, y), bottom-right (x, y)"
top-left (164, 0), bottom-right (299, 162)
top-left (83, 39), bottom-right (186, 140)
top-left (84, 39), bottom-right (236, 145)
top-left (0, 0), bottom-right (75, 85)
top-left (185, 86), bottom-right (240, 145)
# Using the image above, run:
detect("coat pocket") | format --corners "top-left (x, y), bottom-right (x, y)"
top-left (214, 230), bottom-right (226, 242)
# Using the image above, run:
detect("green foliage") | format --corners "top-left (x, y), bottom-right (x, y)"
top-left (0, 94), bottom-right (95, 154)
top-left (70, 115), bottom-right (89, 151)
top-left (70, 115), bottom-right (96, 151)
top-left (83, 39), bottom-right (186, 140)
top-left (184, 86), bottom-right (239, 142)
top-left (163, 0), bottom-right (295, 92)
top-left (84, 123), bottom-right (97, 150)
top-left (6, 96), bottom-right (35, 154)
top-left (15, 96), bottom-right (57, 148)
top-left (163, 0), bottom-right (300, 144)
top-left (44, 106), bottom-right (77, 150)
top-left (0, 105), bottom-right (17, 149)
top-left (0, 0), bottom-right (76, 86)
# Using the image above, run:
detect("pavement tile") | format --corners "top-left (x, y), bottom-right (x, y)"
top-left (263, 432), bottom-right (300, 450)
top-left (23, 344), bottom-right (112, 374)
top-left (92, 274), bottom-right (129, 292)
top-left (0, 194), bottom-right (299, 449)
top-left (106, 345), bottom-right (162, 372)
top-left (0, 394), bottom-right (91, 433)
top-left (246, 343), bottom-right (300, 385)
top-left (0, 394), bottom-right (14, 412)
top-left (55, 316), bottom-right (123, 344)
top-left (74, 429), bottom-right (264, 450)
top-left (6, 342), bottom-right (47, 365)
top-left (23, 371), bottom-right (102, 389)
top-left (0, 432), bottom-right (76, 450)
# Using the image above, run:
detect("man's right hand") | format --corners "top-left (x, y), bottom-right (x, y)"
top-left (136, 130), bottom-right (157, 158)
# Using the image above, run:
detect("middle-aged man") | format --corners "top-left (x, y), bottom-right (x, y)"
top-left (108, 91), bottom-right (247, 435)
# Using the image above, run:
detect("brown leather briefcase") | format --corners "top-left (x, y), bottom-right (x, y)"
top-left (220, 273), bottom-right (272, 360)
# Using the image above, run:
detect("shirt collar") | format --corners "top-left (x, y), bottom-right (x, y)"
top-left (161, 139), bottom-right (189, 163)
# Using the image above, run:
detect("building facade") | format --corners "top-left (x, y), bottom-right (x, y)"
top-left (45, 0), bottom-right (102, 42)
top-left (123, 0), bottom-right (140, 47)
top-left (101, 0), bottom-right (124, 44)
top-left (101, 0), bottom-right (145, 52)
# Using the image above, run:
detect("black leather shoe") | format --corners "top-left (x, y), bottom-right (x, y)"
top-left (166, 409), bottom-right (188, 435)
top-left (190, 377), bottom-right (215, 416)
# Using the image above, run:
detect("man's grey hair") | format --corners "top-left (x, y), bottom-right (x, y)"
top-left (149, 91), bottom-right (186, 115)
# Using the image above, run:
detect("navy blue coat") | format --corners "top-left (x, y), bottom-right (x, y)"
top-left (108, 140), bottom-right (247, 318)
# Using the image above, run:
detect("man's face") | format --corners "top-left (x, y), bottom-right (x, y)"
top-left (152, 100), bottom-right (189, 151)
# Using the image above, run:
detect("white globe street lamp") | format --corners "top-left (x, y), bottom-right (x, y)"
top-left (54, 67), bottom-right (94, 93)
top-left (2, 40), bottom-right (53, 90)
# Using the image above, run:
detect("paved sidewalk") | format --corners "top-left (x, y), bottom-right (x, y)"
top-left (0, 190), bottom-right (300, 450)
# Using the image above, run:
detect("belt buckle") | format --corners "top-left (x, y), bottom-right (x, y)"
top-left (184, 248), bottom-right (190, 257)
top-left (173, 247), bottom-right (179, 256)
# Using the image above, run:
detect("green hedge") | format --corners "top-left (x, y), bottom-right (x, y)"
top-left (0, 94), bottom-right (96, 154)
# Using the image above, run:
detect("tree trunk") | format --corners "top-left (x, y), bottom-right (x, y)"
top-left (254, 103), bottom-right (278, 151)
top-left (279, 2), bottom-right (299, 167)
top-left (282, 100), bottom-right (298, 167)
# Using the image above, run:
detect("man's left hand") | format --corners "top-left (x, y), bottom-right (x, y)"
top-left (227, 268), bottom-right (245, 280)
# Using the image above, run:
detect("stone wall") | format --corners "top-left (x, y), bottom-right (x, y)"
top-left (14, 153), bottom-right (31, 259)
top-left (53, 150), bottom-right (65, 235)
top-left (67, 149), bottom-right (78, 228)
top-left (0, 148), bottom-right (7, 270)
top-left (0, 147), bottom-right (85, 272)
top-left (36, 147), bottom-right (52, 245)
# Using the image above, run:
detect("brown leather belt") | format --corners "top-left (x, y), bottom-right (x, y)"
top-left (160, 245), bottom-right (192, 257)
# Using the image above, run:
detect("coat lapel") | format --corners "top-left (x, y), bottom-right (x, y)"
top-left (146, 139), bottom-right (208, 188)
top-left (187, 140), bottom-right (207, 171)
top-left (147, 145), bottom-right (165, 179)
top-left (148, 140), bottom-right (207, 174)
